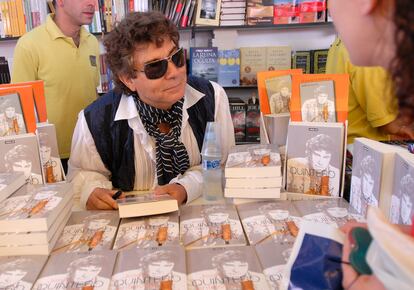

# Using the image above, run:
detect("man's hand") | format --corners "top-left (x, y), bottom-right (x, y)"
top-left (154, 184), bottom-right (187, 205)
top-left (86, 188), bottom-right (126, 210)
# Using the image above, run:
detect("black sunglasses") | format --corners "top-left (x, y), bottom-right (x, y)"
top-left (138, 48), bottom-right (185, 80)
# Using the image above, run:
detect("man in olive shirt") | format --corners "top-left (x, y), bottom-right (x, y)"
top-left (12, 0), bottom-right (100, 169)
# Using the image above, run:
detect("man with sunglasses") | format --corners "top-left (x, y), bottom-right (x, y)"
top-left (67, 11), bottom-right (235, 210)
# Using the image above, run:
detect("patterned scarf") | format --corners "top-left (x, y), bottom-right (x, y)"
top-left (133, 94), bottom-right (190, 185)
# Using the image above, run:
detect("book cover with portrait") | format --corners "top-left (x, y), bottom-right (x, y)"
top-left (286, 122), bottom-right (344, 197)
top-left (0, 255), bottom-right (48, 290)
top-left (36, 123), bottom-right (65, 183)
top-left (265, 75), bottom-right (292, 115)
top-left (53, 211), bottom-right (119, 254)
top-left (0, 183), bottom-right (73, 233)
top-left (390, 152), bottom-right (414, 225)
top-left (187, 246), bottom-right (269, 290)
top-left (0, 133), bottom-right (43, 185)
top-left (111, 246), bottom-right (187, 290)
top-left (255, 241), bottom-right (292, 290)
top-left (113, 212), bottom-right (179, 251)
top-left (257, 69), bottom-right (303, 115)
top-left (350, 138), bottom-right (403, 218)
top-left (33, 250), bottom-right (117, 290)
top-left (0, 86), bottom-right (37, 133)
top-left (237, 200), bottom-right (301, 246)
top-left (293, 198), bottom-right (360, 227)
top-left (180, 204), bottom-right (246, 249)
top-left (290, 73), bottom-right (349, 123)
top-left (299, 80), bottom-right (336, 122)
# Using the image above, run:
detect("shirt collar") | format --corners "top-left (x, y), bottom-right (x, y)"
top-left (114, 82), bottom-right (206, 121)
top-left (46, 14), bottom-right (91, 42)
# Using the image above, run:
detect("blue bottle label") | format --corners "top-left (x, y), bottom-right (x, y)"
top-left (202, 159), bottom-right (221, 170)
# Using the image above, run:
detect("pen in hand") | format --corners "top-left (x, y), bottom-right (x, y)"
top-left (111, 190), bottom-right (122, 200)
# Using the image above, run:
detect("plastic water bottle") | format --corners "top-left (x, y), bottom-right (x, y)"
top-left (201, 122), bottom-right (223, 200)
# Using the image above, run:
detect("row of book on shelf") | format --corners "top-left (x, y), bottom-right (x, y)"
top-left (0, 169), bottom-right (363, 290)
top-left (0, 80), bottom-right (66, 186)
top-left (96, 46), bottom-right (329, 94)
top-left (189, 46), bottom-right (328, 87)
top-left (0, 0), bottom-right (331, 38)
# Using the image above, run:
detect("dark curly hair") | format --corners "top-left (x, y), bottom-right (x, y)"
top-left (391, 0), bottom-right (414, 119)
top-left (103, 12), bottom-right (179, 94)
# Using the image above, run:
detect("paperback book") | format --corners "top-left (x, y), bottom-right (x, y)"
top-left (229, 98), bottom-right (246, 143)
top-left (286, 122), bottom-right (345, 197)
top-left (0, 133), bottom-right (43, 184)
top-left (33, 250), bottom-right (117, 290)
top-left (0, 183), bottom-right (73, 232)
top-left (217, 49), bottom-right (240, 87)
top-left (53, 210), bottom-right (119, 254)
top-left (0, 171), bottom-right (25, 202)
top-left (187, 246), bottom-right (269, 289)
top-left (117, 192), bottom-right (178, 218)
top-left (350, 138), bottom-right (404, 218)
top-left (225, 144), bottom-right (281, 178)
top-left (237, 200), bottom-right (301, 246)
top-left (180, 204), bottom-right (246, 249)
top-left (36, 123), bottom-right (65, 183)
top-left (111, 246), bottom-right (187, 290)
top-left (390, 152), bottom-right (414, 225)
top-left (0, 255), bottom-right (48, 290)
top-left (189, 47), bottom-right (218, 82)
top-left (293, 198), bottom-right (359, 227)
top-left (113, 212), bottom-right (179, 250)
top-left (255, 241), bottom-right (292, 290)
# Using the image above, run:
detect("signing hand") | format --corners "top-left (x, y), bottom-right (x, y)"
top-left (154, 183), bottom-right (187, 205)
top-left (86, 187), bottom-right (126, 210)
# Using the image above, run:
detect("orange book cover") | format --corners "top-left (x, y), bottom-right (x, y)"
top-left (257, 69), bottom-right (303, 115)
top-left (290, 74), bottom-right (349, 123)
top-left (0, 81), bottom-right (47, 122)
top-left (0, 86), bottom-right (37, 133)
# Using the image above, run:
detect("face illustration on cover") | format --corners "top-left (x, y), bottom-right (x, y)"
top-left (212, 250), bottom-right (251, 282)
top-left (67, 255), bottom-right (104, 285)
top-left (399, 174), bottom-right (414, 225)
top-left (141, 250), bottom-right (176, 280)
top-left (0, 258), bottom-right (32, 288)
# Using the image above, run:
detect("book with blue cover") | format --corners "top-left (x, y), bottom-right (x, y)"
top-left (217, 49), bottom-right (240, 87)
top-left (189, 47), bottom-right (218, 82)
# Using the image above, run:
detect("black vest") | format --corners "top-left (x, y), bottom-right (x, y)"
top-left (84, 76), bottom-right (215, 191)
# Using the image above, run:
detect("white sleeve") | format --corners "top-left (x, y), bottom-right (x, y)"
top-left (169, 82), bottom-right (235, 204)
top-left (169, 164), bottom-right (202, 204)
top-left (67, 111), bottom-right (113, 210)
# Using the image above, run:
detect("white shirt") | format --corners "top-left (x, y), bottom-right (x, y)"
top-left (67, 82), bottom-right (235, 209)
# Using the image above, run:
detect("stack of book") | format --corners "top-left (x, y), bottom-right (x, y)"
top-left (224, 144), bottom-right (283, 200)
top-left (0, 183), bottom-right (73, 255)
top-left (220, 0), bottom-right (247, 26)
